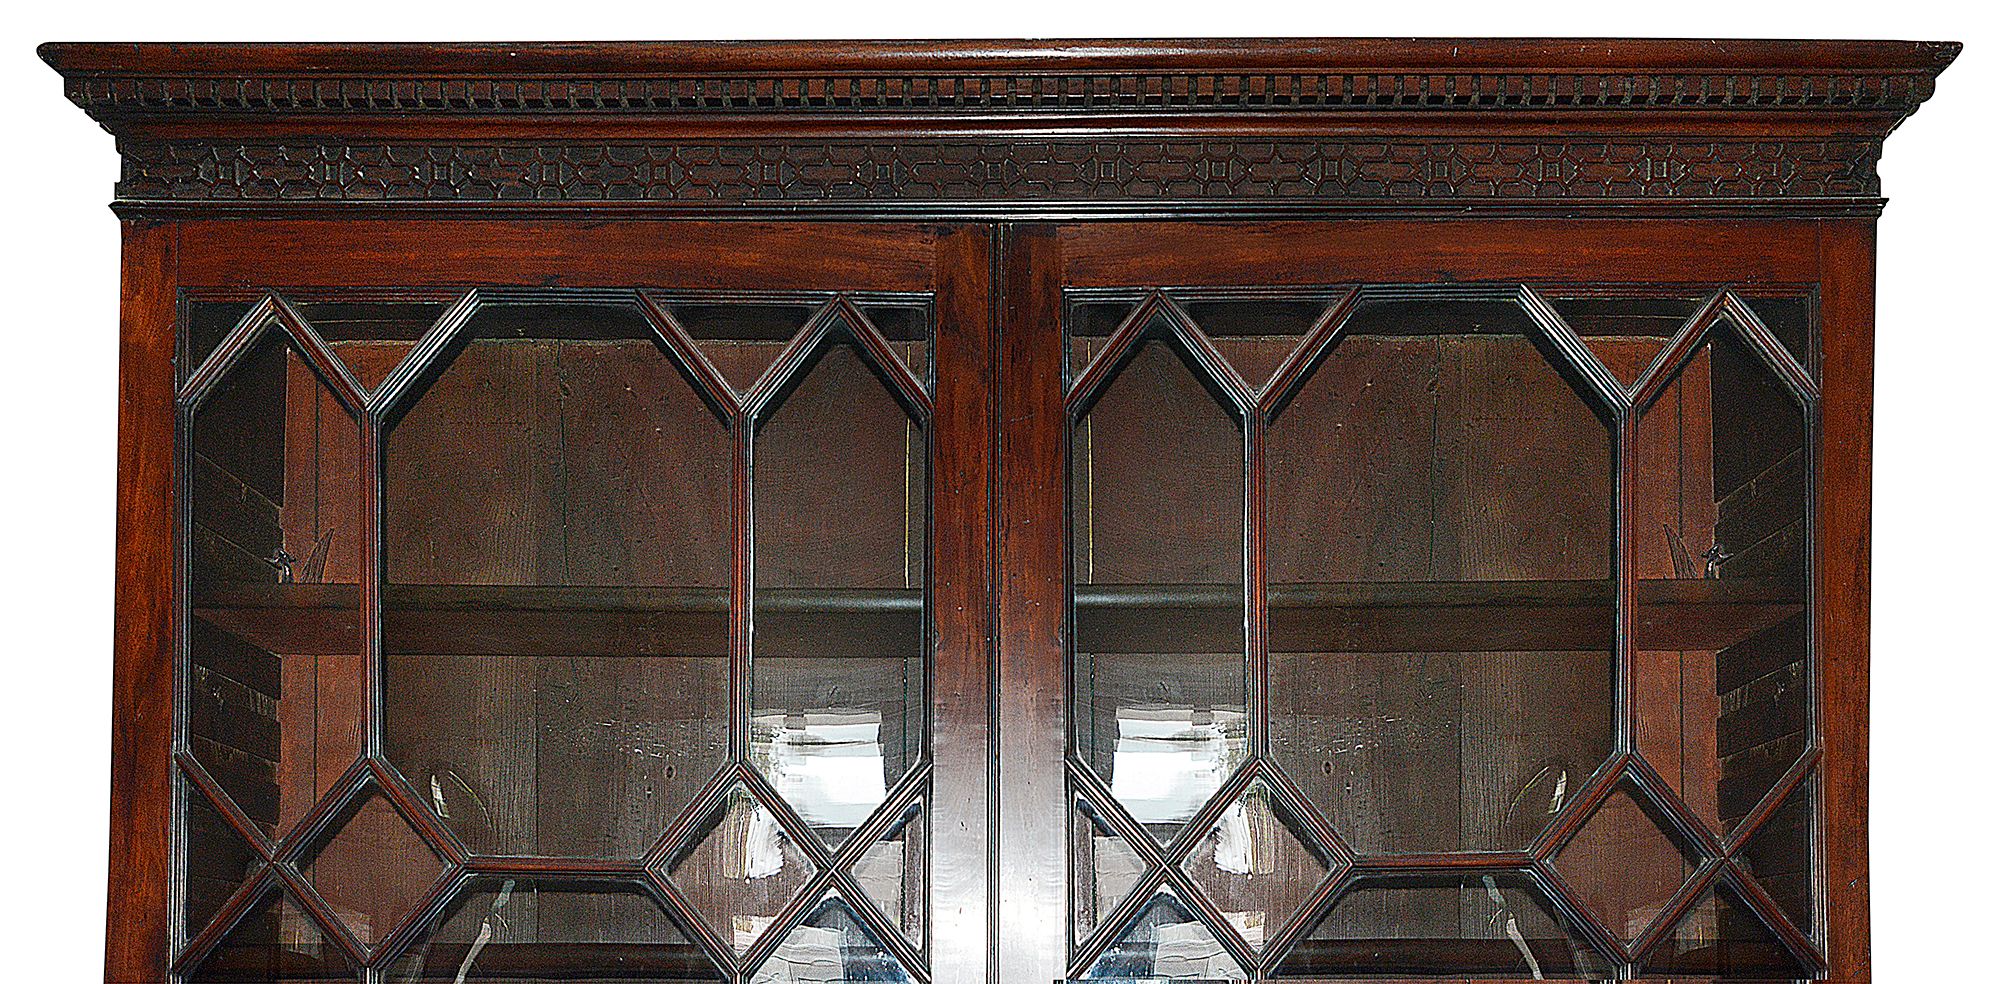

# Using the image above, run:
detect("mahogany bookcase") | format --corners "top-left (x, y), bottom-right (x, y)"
top-left (41, 38), bottom-right (1955, 984)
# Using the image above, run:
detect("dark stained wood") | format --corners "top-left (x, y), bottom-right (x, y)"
top-left (1817, 220), bottom-right (1874, 983)
top-left (1063, 221), bottom-right (1826, 287)
top-left (39, 41), bottom-right (1955, 219)
top-left (928, 224), bottom-right (998, 984)
top-left (38, 38), bottom-right (1960, 79)
top-left (172, 220), bottom-right (939, 292)
top-left (55, 38), bottom-right (1948, 984)
top-left (194, 576), bottom-right (1794, 659)
top-left (995, 224), bottom-right (1067, 984)
top-left (108, 220), bottom-right (178, 983)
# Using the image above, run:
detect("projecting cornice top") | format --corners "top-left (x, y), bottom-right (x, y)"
top-left (40, 39), bottom-right (1960, 124)
top-left (38, 39), bottom-right (1961, 215)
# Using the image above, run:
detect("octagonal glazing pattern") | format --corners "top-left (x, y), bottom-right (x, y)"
top-left (387, 877), bottom-right (722, 982)
top-left (1060, 284), bottom-right (1820, 982)
top-left (297, 784), bottom-right (447, 946)
top-left (1266, 292), bottom-right (1617, 857)
top-left (176, 287), bottom-right (936, 982)
top-left (1632, 316), bottom-right (1813, 841)
top-left (749, 317), bottom-right (929, 849)
top-left (665, 781), bottom-right (819, 955)
top-left (381, 296), bottom-right (733, 859)
top-left (187, 884), bottom-right (359, 983)
top-left (1070, 311), bottom-right (1250, 847)
top-left (1273, 873), bottom-right (1614, 980)
top-left (185, 313), bottom-right (365, 846)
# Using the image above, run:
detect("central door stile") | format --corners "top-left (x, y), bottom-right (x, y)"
top-left (931, 224), bottom-right (1002, 984)
top-left (997, 224), bottom-right (1071, 984)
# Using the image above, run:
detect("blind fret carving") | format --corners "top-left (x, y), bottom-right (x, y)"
top-left (120, 137), bottom-right (1883, 203)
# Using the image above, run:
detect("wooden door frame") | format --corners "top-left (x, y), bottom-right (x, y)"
top-left (995, 216), bottom-right (1871, 984)
top-left (110, 218), bottom-right (997, 984)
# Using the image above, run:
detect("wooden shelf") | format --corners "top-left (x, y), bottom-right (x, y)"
top-left (195, 583), bottom-right (919, 657)
top-left (195, 577), bottom-right (1796, 658)
top-left (1080, 577), bottom-right (1801, 655)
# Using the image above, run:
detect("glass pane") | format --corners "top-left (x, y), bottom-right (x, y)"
top-left (184, 782), bottom-right (262, 943)
top-left (1180, 779), bottom-right (1330, 949)
top-left (1174, 293), bottom-right (1336, 392)
top-left (1550, 293), bottom-right (1703, 389)
top-left (389, 878), bottom-right (721, 982)
top-left (852, 798), bottom-right (927, 952)
top-left (857, 300), bottom-right (933, 385)
top-left (184, 298), bottom-right (257, 384)
top-left (382, 298), bottom-right (732, 859)
top-left (666, 784), bottom-right (817, 955)
top-left (1633, 326), bottom-right (1810, 838)
top-left (298, 787), bottom-right (445, 945)
top-left (190, 888), bottom-right (356, 983)
top-left (1081, 887), bottom-right (1246, 981)
top-left (1738, 775), bottom-right (1815, 938)
top-left (1273, 874), bottom-right (1612, 979)
top-left (752, 331), bottom-right (926, 847)
top-left (666, 299), bottom-right (819, 395)
top-left (291, 298), bottom-right (450, 396)
top-left (1638, 883), bottom-right (1807, 980)
top-left (1741, 293), bottom-right (1816, 380)
top-left (1072, 329), bottom-right (1247, 845)
top-left (1070, 795), bottom-right (1146, 947)
top-left (1267, 296), bottom-right (1615, 856)
top-left (1064, 296), bottom-right (1140, 386)
top-left (188, 329), bottom-right (363, 843)
top-left (749, 895), bottom-right (913, 984)
top-left (1551, 782), bottom-right (1700, 943)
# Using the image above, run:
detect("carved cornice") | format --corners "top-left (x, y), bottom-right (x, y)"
top-left (43, 39), bottom-right (1959, 121)
top-left (43, 40), bottom-right (1957, 211)
top-left (61, 68), bottom-right (1947, 117)
top-left (120, 137), bottom-right (1883, 204)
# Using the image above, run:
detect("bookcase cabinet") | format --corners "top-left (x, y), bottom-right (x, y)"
top-left (41, 38), bottom-right (1956, 984)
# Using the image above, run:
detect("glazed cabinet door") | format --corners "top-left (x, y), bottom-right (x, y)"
top-left (998, 221), bottom-right (1845, 984)
top-left (153, 220), bottom-right (995, 984)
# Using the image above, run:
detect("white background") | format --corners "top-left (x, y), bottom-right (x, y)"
top-left (2, 4), bottom-right (1992, 979)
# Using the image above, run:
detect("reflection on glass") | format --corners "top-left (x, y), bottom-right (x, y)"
top-left (388, 878), bottom-right (720, 982)
top-left (1638, 883), bottom-right (1807, 980)
top-left (1273, 874), bottom-right (1611, 979)
top-left (1082, 888), bottom-right (1246, 981)
top-left (752, 332), bottom-right (926, 846)
top-left (187, 328), bottom-right (363, 845)
top-left (1633, 326), bottom-right (1810, 839)
top-left (667, 785), bottom-right (817, 955)
top-left (1071, 330), bottom-right (1248, 843)
top-left (298, 788), bottom-right (444, 945)
top-left (1071, 796), bottom-right (1145, 946)
top-left (1551, 783), bottom-right (1699, 942)
top-left (382, 298), bottom-right (732, 859)
top-left (189, 888), bottom-right (355, 983)
top-left (749, 895), bottom-right (913, 984)
top-left (852, 799), bottom-right (927, 951)
top-left (1266, 295), bottom-right (1615, 855)
top-left (1181, 779), bottom-right (1329, 949)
